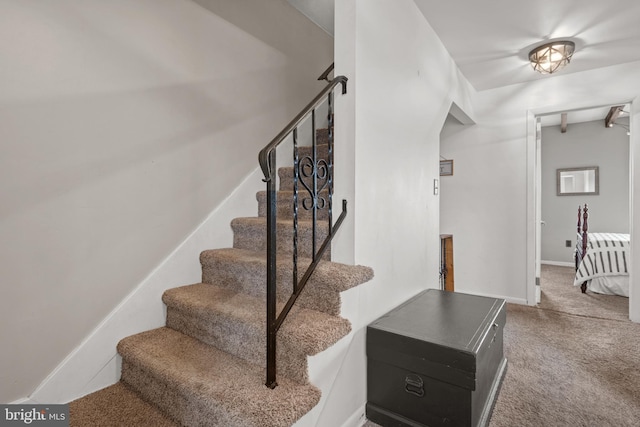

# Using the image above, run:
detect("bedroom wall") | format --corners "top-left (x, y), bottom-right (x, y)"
top-left (541, 120), bottom-right (630, 264)
top-left (0, 0), bottom-right (332, 403)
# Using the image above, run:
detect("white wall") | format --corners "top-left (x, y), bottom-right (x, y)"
top-left (0, 0), bottom-right (332, 403)
top-left (306, 1), bottom-right (477, 424)
top-left (8, 0), bottom-right (639, 417)
top-left (441, 60), bottom-right (640, 318)
top-left (440, 117), bottom-right (530, 301)
top-left (541, 120), bottom-right (629, 263)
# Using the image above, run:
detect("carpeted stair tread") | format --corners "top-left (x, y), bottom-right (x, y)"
top-left (200, 247), bottom-right (374, 292)
top-left (162, 283), bottom-right (351, 382)
top-left (231, 216), bottom-right (330, 259)
top-left (69, 382), bottom-right (178, 427)
top-left (118, 327), bottom-right (321, 427)
top-left (199, 247), bottom-right (374, 315)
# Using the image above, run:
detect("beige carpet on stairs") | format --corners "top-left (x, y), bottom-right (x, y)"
top-left (69, 134), bottom-right (375, 426)
top-left (70, 382), bottom-right (177, 427)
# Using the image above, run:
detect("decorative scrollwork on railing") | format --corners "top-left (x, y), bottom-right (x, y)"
top-left (298, 156), bottom-right (330, 211)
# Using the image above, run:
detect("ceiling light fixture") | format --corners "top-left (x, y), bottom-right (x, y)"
top-left (529, 41), bottom-right (575, 74)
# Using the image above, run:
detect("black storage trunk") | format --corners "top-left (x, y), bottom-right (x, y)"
top-left (366, 289), bottom-right (507, 427)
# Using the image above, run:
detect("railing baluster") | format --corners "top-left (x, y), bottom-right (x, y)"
top-left (327, 92), bottom-right (334, 234)
top-left (311, 109), bottom-right (318, 261)
top-left (293, 129), bottom-right (299, 294)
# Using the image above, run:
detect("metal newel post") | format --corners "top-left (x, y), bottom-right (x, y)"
top-left (265, 149), bottom-right (278, 389)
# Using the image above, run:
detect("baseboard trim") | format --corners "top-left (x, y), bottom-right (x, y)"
top-left (340, 403), bottom-right (366, 427)
top-left (9, 398), bottom-right (37, 405)
top-left (541, 260), bottom-right (574, 267)
top-left (30, 168), bottom-right (263, 404)
top-left (365, 403), bottom-right (421, 427)
top-left (454, 289), bottom-right (528, 306)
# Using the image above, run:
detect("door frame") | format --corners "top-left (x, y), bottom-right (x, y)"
top-left (526, 99), bottom-right (637, 321)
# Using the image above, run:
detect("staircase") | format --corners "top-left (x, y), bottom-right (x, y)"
top-left (69, 128), bottom-right (374, 426)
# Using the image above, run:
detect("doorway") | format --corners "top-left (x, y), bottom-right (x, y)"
top-left (528, 101), bottom-right (637, 320)
top-left (439, 103), bottom-right (475, 292)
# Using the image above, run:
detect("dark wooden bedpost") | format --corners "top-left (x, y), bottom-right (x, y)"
top-left (577, 205), bottom-right (582, 235)
top-left (575, 205), bottom-right (582, 272)
top-left (582, 204), bottom-right (589, 253)
top-left (581, 204), bottom-right (589, 293)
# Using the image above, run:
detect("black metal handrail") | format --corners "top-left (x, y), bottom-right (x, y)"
top-left (317, 63), bottom-right (334, 82)
top-left (258, 67), bottom-right (348, 389)
top-left (258, 76), bottom-right (347, 181)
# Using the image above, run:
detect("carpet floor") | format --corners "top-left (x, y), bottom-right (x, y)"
top-left (538, 264), bottom-right (629, 321)
top-left (365, 264), bottom-right (639, 427)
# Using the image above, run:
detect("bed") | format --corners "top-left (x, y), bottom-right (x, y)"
top-left (574, 204), bottom-right (630, 297)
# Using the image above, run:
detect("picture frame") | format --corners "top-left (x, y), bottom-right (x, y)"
top-left (440, 159), bottom-right (454, 176)
top-left (556, 166), bottom-right (599, 196)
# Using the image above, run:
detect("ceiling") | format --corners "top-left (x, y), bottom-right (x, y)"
top-left (413, 0), bottom-right (640, 91)
top-left (288, 0), bottom-right (640, 126)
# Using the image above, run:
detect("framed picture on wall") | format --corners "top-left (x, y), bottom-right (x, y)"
top-left (556, 166), bottom-right (599, 196)
top-left (440, 160), bottom-right (453, 176)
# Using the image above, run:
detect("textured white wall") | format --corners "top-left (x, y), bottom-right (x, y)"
top-left (541, 120), bottom-right (629, 263)
top-left (0, 0), bottom-right (332, 403)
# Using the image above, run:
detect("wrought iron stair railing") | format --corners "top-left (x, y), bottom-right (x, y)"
top-left (258, 64), bottom-right (348, 388)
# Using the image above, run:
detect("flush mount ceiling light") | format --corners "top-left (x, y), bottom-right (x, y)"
top-left (529, 41), bottom-right (575, 74)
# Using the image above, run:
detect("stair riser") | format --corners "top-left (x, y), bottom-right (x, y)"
top-left (296, 128), bottom-right (329, 147)
top-left (120, 362), bottom-right (242, 427)
top-left (297, 144), bottom-right (330, 160)
top-left (201, 261), bottom-right (342, 316)
top-left (315, 128), bottom-right (329, 145)
top-left (165, 308), bottom-right (308, 383)
top-left (256, 191), bottom-right (330, 221)
top-left (278, 165), bottom-right (334, 192)
top-left (232, 221), bottom-right (331, 260)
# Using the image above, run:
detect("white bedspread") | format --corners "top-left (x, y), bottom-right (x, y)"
top-left (574, 232), bottom-right (630, 297)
